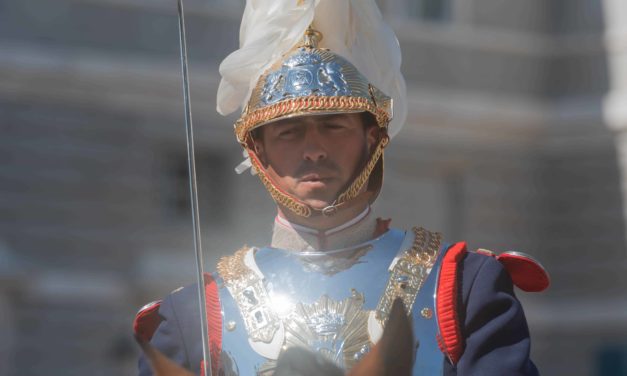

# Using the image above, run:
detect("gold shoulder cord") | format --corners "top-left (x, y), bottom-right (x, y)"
top-left (375, 227), bottom-right (442, 324)
top-left (217, 247), bottom-right (281, 343)
top-left (217, 247), bottom-right (251, 283)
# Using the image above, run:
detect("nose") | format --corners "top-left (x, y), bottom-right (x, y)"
top-left (302, 126), bottom-right (327, 161)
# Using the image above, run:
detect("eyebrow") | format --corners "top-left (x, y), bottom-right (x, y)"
top-left (317, 114), bottom-right (346, 122)
top-left (268, 114), bottom-right (352, 130)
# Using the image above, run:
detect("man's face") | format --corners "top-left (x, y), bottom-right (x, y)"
top-left (253, 113), bottom-right (378, 210)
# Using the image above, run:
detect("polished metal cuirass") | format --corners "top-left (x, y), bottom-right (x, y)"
top-left (217, 228), bottom-right (448, 375)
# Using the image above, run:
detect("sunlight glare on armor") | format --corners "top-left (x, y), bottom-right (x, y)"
top-left (270, 293), bottom-right (295, 318)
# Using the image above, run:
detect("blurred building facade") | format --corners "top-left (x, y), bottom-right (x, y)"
top-left (1, 0), bottom-right (626, 375)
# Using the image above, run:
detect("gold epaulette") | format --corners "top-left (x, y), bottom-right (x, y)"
top-left (217, 247), bottom-right (281, 343)
top-left (375, 227), bottom-right (442, 323)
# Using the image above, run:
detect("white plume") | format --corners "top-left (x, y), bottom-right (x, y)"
top-left (217, 0), bottom-right (407, 137)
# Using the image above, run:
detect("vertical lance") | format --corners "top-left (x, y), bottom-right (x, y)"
top-left (176, 1), bottom-right (212, 376)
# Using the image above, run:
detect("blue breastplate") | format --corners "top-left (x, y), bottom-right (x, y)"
top-left (217, 228), bottom-right (448, 375)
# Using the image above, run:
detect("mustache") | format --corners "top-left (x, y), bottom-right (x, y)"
top-left (294, 159), bottom-right (340, 178)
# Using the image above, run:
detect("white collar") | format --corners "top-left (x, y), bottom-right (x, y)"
top-left (275, 206), bottom-right (371, 236)
top-left (271, 206), bottom-right (377, 251)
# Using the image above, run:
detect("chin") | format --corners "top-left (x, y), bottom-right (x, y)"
top-left (293, 187), bottom-right (339, 210)
top-left (304, 200), bottom-right (334, 210)
top-left (298, 195), bottom-right (337, 210)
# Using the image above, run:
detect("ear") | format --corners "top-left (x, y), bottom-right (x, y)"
top-left (252, 137), bottom-right (267, 166)
top-left (366, 125), bottom-right (378, 153)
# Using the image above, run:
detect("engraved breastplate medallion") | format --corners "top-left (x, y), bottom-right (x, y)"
top-left (258, 292), bottom-right (371, 376)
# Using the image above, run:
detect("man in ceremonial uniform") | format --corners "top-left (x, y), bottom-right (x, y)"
top-left (135, 1), bottom-right (549, 375)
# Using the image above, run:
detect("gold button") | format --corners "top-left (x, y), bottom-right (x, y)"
top-left (226, 321), bottom-right (237, 331)
top-left (421, 307), bottom-right (433, 319)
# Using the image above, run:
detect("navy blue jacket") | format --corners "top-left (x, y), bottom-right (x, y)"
top-left (138, 251), bottom-right (539, 375)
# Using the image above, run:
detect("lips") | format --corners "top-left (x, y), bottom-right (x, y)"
top-left (300, 173), bottom-right (325, 182)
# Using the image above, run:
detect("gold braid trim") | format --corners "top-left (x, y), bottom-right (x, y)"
top-left (216, 246), bottom-right (251, 285)
top-left (216, 247), bottom-right (282, 343)
top-left (336, 135), bottom-right (388, 204)
top-left (235, 95), bottom-right (390, 144)
top-left (248, 151), bottom-right (312, 217)
top-left (375, 227), bottom-right (442, 323)
top-left (409, 226), bottom-right (441, 264)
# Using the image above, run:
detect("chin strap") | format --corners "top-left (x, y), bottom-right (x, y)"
top-left (246, 132), bottom-right (388, 218)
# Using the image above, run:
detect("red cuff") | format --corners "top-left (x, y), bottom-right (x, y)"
top-left (133, 300), bottom-right (162, 343)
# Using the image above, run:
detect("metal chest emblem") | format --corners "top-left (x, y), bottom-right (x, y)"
top-left (258, 292), bottom-right (371, 375)
top-left (260, 48), bottom-right (350, 106)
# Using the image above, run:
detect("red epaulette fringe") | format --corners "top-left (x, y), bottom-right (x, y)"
top-left (435, 242), bottom-right (467, 365)
top-left (200, 273), bottom-right (222, 376)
